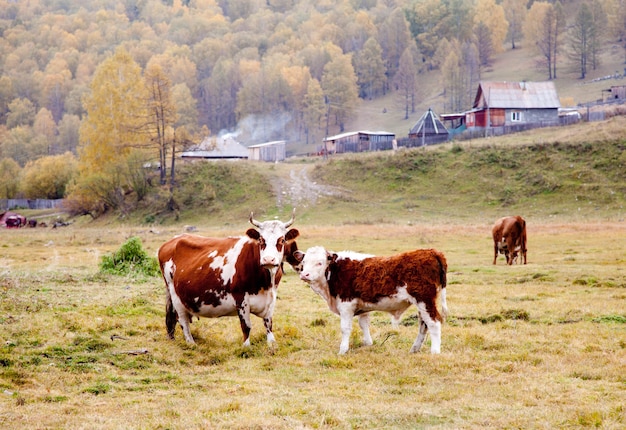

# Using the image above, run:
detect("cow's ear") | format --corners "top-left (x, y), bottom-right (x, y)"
top-left (285, 228), bottom-right (299, 241)
top-left (293, 250), bottom-right (305, 262)
top-left (328, 252), bottom-right (338, 263)
top-left (246, 228), bottom-right (260, 240)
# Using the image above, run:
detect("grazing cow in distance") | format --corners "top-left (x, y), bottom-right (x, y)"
top-left (158, 211), bottom-right (299, 346)
top-left (492, 216), bottom-right (527, 265)
top-left (295, 246), bottom-right (448, 354)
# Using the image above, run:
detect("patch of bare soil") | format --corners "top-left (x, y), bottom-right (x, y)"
top-left (272, 165), bottom-right (343, 208)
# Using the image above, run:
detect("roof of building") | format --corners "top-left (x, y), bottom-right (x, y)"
top-left (248, 140), bottom-right (286, 148)
top-left (323, 130), bottom-right (395, 142)
top-left (474, 81), bottom-right (561, 109)
top-left (409, 108), bottom-right (449, 135)
top-left (181, 135), bottom-right (248, 159)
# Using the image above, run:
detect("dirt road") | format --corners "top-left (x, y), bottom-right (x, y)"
top-left (272, 164), bottom-right (342, 208)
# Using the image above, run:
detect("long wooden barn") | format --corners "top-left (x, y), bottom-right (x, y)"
top-left (321, 130), bottom-right (396, 154)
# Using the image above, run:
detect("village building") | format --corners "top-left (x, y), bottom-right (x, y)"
top-left (248, 141), bottom-right (286, 162)
top-left (321, 130), bottom-right (396, 154)
top-left (401, 108), bottom-right (449, 146)
top-left (180, 135), bottom-right (248, 160)
top-left (442, 81), bottom-right (561, 137)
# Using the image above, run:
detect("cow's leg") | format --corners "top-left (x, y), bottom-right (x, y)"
top-left (236, 297), bottom-right (252, 347)
top-left (358, 313), bottom-right (373, 347)
top-left (337, 302), bottom-right (356, 354)
top-left (165, 291), bottom-right (177, 340)
top-left (410, 319), bottom-right (428, 353)
top-left (177, 312), bottom-right (196, 344)
top-left (493, 242), bottom-right (499, 265)
top-left (339, 312), bottom-right (353, 354)
top-left (505, 236), bottom-right (516, 265)
top-left (166, 283), bottom-right (195, 344)
top-left (390, 311), bottom-right (403, 328)
top-left (263, 317), bottom-right (276, 344)
top-left (411, 301), bottom-right (441, 354)
top-left (263, 288), bottom-right (277, 344)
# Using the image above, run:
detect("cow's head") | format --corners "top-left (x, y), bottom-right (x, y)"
top-left (247, 209), bottom-right (299, 271)
top-left (295, 246), bottom-right (332, 284)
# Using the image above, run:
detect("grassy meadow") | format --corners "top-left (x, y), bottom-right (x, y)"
top-left (2, 120), bottom-right (626, 428)
top-left (0, 218), bottom-right (624, 429)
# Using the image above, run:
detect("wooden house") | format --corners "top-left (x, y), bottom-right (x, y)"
top-left (465, 81), bottom-right (561, 130)
top-left (322, 130), bottom-right (395, 154)
top-left (248, 140), bottom-right (286, 162)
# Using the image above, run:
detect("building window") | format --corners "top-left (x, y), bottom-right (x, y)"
top-left (511, 111), bottom-right (522, 122)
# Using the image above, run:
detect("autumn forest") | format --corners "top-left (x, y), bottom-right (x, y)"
top-left (0, 0), bottom-right (625, 217)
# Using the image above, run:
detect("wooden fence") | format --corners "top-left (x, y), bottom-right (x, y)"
top-left (0, 199), bottom-right (64, 211)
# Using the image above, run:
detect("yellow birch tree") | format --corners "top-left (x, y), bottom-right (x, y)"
top-left (78, 48), bottom-right (148, 173)
top-left (71, 48), bottom-right (149, 215)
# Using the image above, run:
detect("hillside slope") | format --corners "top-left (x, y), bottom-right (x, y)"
top-left (341, 42), bottom-right (626, 141)
top-left (156, 117), bottom-right (626, 228)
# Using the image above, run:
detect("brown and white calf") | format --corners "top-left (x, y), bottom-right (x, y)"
top-left (158, 211), bottom-right (299, 346)
top-left (295, 246), bottom-right (448, 354)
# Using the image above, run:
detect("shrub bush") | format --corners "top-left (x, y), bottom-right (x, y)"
top-left (99, 236), bottom-right (160, 278)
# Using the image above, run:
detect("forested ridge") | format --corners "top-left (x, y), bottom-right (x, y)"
top-left (1, 0), bottom-right (625, 217)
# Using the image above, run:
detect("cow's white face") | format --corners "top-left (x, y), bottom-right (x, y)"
top-left (298, 246), bottom-right (329, 283)
top-left (251, 220), bottom-right (291, 268)
top-left (247, 213), bottom-right (299, 277)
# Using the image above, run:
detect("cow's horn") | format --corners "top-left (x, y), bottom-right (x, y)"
top-left (284, 208), bottom-right (296, 227)
top-left (249, 212), bottom-right (262, 227)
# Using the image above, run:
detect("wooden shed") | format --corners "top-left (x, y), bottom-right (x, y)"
top-left (606, 85), bottom-right (626, 100)
top-left (322, 130), bottom-right (395, 154)
top-left (248, 140), bottom-right (286, 162)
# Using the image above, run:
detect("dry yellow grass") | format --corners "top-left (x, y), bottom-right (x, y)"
top-left (0, 220), bottom-right (624, 429)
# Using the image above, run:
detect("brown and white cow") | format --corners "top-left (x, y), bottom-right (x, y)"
top-left (158, 211), bottom-right (299, 346)
top-left (295, 246), bottom-right (448, 354)
top-left (492, 216), bottom-right (527, 265)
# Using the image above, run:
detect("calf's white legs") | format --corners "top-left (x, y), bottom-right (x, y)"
top-left (358, 314), bottom-right (373, 346)
top-left (339, 311), bottom-right (353, 354)
top-left (410, 302), bottom-right (441, 354)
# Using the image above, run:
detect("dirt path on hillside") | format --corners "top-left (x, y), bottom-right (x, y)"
top-left (272, 164), bottom-right (343, 209)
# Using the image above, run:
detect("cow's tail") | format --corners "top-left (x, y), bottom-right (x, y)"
top-left (436, 252), bottom-right (449, 319)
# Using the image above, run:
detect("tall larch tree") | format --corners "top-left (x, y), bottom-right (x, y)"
top-left (0, 157), bottom-right (21, 199)
top-left (568, 2), bottom-right (594, 79)
top-left (282, 65), bottom-right (313, 141)
top-left (407, 0), bottom-right (449, 70)
top-left (474, 0), bottom-right (509, 56)
top-left (503, 0), bottom-right (527, 49)
top-left (145, 62), bottom-right (177, 186)
top-left (378, 8), bottom-right (412, 93)
top-left (72, 48), bottom-right (149, 214)
top-left (394, 46), bottom-right (419, 120)
top-left (354, 37), bottom-right (386, 99)
top-left (79, 48), bottom-right (148, 170)
top-left (588, 0), bottom-right (607, 71)
top-left (321, 52), bottom-right (359, 133)
top-left (474, 22), bottom-right (494, 67)
top-left (441, 49), bottom-right (464, 113)
top-left (606, 0), bottom-right (626, 63)
top-left (524, 1), bottom-right (565, 79)
top-left (303, 78), bottom-right (326, 145)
